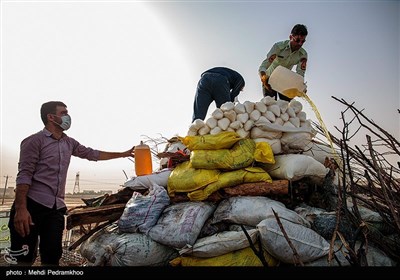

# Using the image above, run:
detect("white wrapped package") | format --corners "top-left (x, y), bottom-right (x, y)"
top-left (124, 168), bottom-right (172, 190)
top-left (255, 120), bottom-right (315, 133)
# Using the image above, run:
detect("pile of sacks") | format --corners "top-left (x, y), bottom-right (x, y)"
top-left (80, 176), bottom-right (395, 266)
top-left (79, 126), bottom-right (396, 266)
top-left (187, 96), bottom-right (336, 183)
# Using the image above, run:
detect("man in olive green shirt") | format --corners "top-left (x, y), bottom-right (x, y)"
top-left (259, 24), bottom-right (308, 101)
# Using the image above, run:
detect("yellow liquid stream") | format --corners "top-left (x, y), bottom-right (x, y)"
top-left (283, 88), bottom-right (341, 165)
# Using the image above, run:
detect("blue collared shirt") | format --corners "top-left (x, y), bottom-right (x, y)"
top-left (16, 128), bottom-right (100, 209)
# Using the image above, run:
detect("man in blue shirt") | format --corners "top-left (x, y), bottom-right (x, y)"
top-left (192, 67), bottom-right (245, 122)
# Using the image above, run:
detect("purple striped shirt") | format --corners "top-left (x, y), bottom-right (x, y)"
top-left (16, 128), bottom-right (100, 209)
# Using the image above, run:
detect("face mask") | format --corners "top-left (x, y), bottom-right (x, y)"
top-left (54, 114), bottom-right (72, 130)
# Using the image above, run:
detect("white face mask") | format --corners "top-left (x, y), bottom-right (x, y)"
top-left (53, 114), bottom-right (72, 130)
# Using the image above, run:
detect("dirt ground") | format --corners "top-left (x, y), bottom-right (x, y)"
top-left (1, 196), bottom-right (94, 267)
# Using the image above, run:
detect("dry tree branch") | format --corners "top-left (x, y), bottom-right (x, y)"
top-left (271, 208), bottom-right (304, 266)
top-left (337, 231), bottom-right (360, 266)
top-left (311, 96), bottom-right (400, 263)
top-left (367, 135), bottom-right (400, 234)
top-left (240, 225), bottom-right (269, 267)
top-left (332, 96), bottom-right (400, 155)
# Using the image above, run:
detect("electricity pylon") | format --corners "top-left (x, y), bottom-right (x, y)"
top-left (73, 172), bottom-right (80, 194)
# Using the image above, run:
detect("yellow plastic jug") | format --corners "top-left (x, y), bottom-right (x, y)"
top-left (134, 141), bottom-right (153, 176)
top-left (269, 65), bottom-right (307, 98)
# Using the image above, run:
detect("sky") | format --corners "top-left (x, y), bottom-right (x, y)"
top-left (1, 0), bottom-right (399, 194)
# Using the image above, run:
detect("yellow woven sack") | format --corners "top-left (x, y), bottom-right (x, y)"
top-left (179, 131), bottom-right (241, 150)
top-left (190, 138), bottom-right (256, 170)
top-left (188, 167), bottom-right (272, 201)
top-left (167, 161), bottom-right (220, 197)
top-left (254, 142), bottom-right (275, 164)
top-left (243, 167), bottom-right (273, 183)
top-left (169, 246), bottom-right (278, 267)
top-left (188, 169), bottom-right (246, 201)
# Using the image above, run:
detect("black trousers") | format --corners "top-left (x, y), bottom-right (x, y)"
top-left (8, 198), bottom-right (66, 266)
top-left (262, 83), bottom-right (292, 102)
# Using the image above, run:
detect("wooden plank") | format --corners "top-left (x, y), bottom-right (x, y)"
top-left (66, 203), bottom-right (126, 230)
top-left (170, 180), bottom-right (289, 203)
top-left (223, 180), bottom-right (289, 196)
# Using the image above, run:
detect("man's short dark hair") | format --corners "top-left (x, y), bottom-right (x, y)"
top-left (291, 24), bottom-right (308, 36)
top-left (40, 101), bottom-right (67, 125)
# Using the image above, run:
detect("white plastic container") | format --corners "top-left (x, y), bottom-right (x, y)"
top-left (269, 66), bottom-right (307, 98)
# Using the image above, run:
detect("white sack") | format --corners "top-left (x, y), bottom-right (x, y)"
top-left (117, 184), bottom-right (170, 234)
top-left (123, 169), bottom-right (172, 190)
top-left (302, 141), bottom-right (337, 164)
top-left (280, 131), bottom-right (313, 151)
top-left (211, 196), bottom-right (310, 227)
top-left (305, 240), bottom-right (396, 266)
top-left (179, 229), bottom-right (259, 258)
top-left (148, 201), bottom-right (216, 249)
top-left (257, 217), bottom-right (330, 264)
top-left (264, 154), bottom-right (329, 181)
top-left (80, 224), bottom-right (177, 266)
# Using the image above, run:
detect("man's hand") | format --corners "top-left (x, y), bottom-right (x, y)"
top-left (14, 185), bottom-right (33, 237)
top-left (261, 74), bottom-right (268, 84)
top-left (261, 75), bottom-right (272, 92)
top-left (14, 208), bottom-right (34, 237)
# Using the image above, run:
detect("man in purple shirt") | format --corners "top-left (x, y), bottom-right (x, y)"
top-left (8, 101), bottom-right (135, 266)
